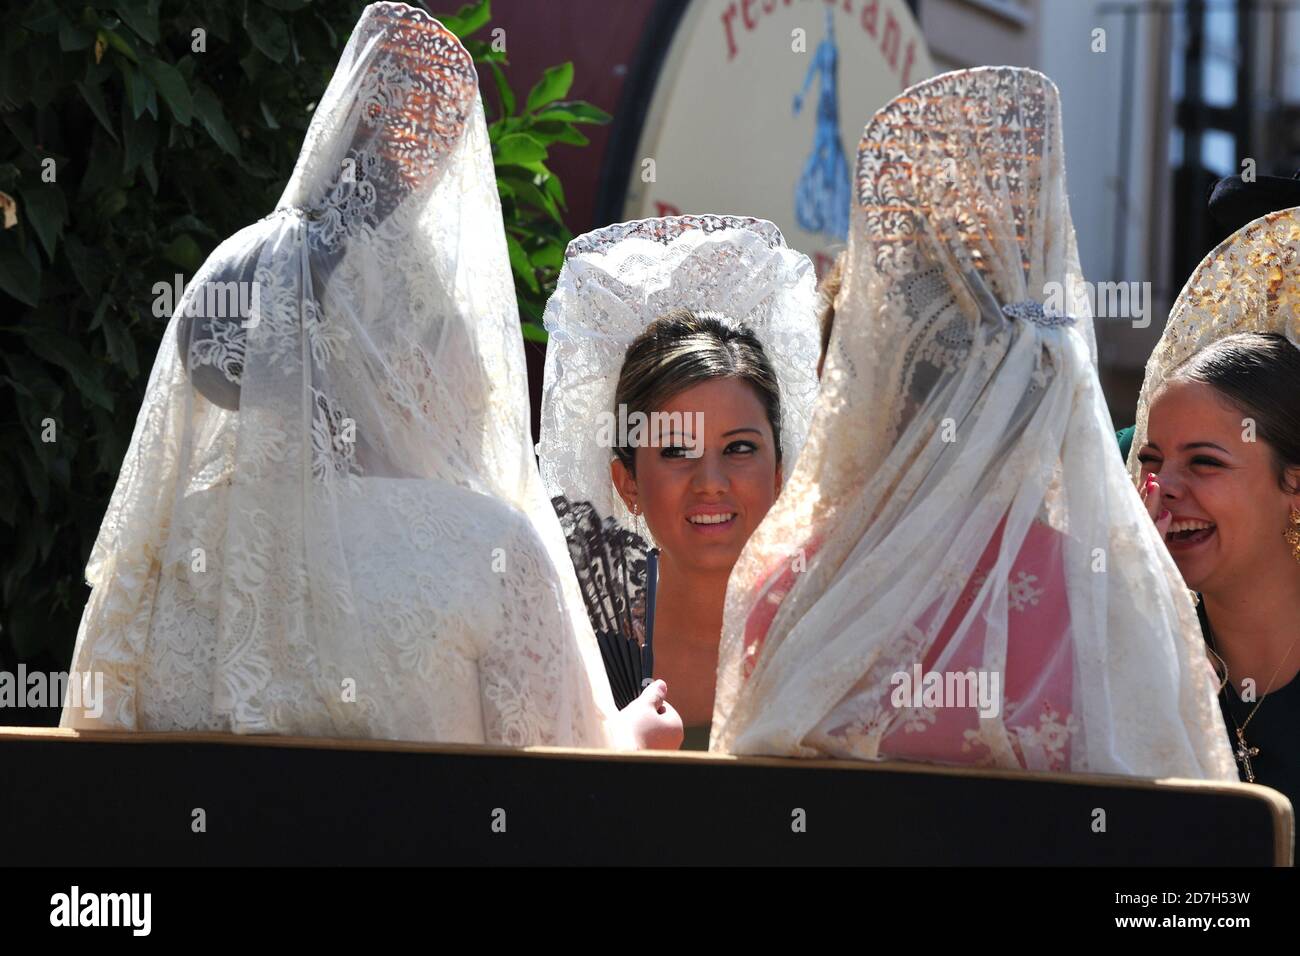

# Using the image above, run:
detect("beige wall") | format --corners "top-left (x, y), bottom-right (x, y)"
top-left (921, 0), bottom-right (1040, 68)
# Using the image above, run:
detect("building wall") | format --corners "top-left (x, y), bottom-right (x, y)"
top-left (922, 0), bottom-right (1168, 422)
top-left (921, 0), bottom-right (1039, 69)
top-left (1038, 0), bottom-right (1167, 421)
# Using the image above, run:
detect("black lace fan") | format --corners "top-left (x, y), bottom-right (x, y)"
top-left (552, 497), bottom-right (658, 709)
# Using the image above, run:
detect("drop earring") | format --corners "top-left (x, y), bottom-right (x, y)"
top-left (1286, 508), bottom-right (1300, 564)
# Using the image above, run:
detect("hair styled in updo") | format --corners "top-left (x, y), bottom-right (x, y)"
top-left (612, 309), bottom-right (783, 476)
top-left (1166, 331), bottom-right (1300, 493)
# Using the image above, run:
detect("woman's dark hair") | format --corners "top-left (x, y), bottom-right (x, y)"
top-left (1168, 331), bottom-right (1300, 493)
top-left (612, 309), bottom-right (783, 475)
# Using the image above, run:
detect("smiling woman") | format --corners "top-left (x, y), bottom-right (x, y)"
top-left (1138, 332), bottom-right (1300, 799)
top-left (1128, 206), bottom-right (1300, 805)
top-left (609, 311), bottom-right (786, 740)
top-left (1139, 334), bottom-right (1300, 589)
top-left (537, 215), bottom-right (822, 749)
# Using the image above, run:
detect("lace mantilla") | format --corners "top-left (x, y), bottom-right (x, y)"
top-left (565, 214), bottom-right (787, 258)
top-left (539, 216), bottom-right (821, 535)
top-left (1127, 207), bottom-right (1300, 483)
top-left (712, 67), bottom-right (1234, 782)
top-left (177, 2), bottom-right (478, 409)
top-left (279, 1), bottom-right (477, 245)
top-left (62, 3), bottom-right (622, 750)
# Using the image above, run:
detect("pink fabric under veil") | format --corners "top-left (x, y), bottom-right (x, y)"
top-left (740, 515), bottom-right (1079, 770)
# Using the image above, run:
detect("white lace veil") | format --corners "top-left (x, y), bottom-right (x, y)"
top-left (711, 67), bottom-right (1234, 779)
top-left (61, 2), bottom-right (621, 747)
top-left (537, 216), bottom-right (821, 537)
top-left (1127, 207), bottom-right (1300, 481)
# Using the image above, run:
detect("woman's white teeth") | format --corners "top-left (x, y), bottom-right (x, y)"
top-left (1169, 520), bottom-right (1214, 533)
top-left (688, 513), bottom-right (735, 525)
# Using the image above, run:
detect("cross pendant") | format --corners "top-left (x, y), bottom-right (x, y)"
top-left (1234, 729), bottom-right (1260, 783)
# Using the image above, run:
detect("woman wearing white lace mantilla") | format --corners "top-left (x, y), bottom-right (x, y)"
top-left (60, 3), bottom-right (662, 748)
top-left (538, 216), bottom-right (821, 748)
top-left (710, 67), bottom-right (1235, 779)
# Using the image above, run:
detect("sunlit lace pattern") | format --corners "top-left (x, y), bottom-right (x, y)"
top-left (564, 214), bottom-right (787, 256)
top-left (109, 480), bottom-right (597, 744)
top-left (712, 67), bottom-right (1234, 781)
top-left (1127, 208), bottom-right (1300, 483)
top-left (538, 216), bottom-right (821, 537)
top-left (61, 3), bottom-right (621, 749)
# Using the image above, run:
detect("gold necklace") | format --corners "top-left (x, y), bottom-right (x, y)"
top-left (1206, 619), bottom-right (1300, 783)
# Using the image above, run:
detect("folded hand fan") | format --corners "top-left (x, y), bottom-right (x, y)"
top-left (552, 497), bottom-right (658, 708)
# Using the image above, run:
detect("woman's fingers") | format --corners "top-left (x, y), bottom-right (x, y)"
top-left (655, 700), bottom-right (684, 748)
top-left (1140, 473), bottom-right (1158, 518)
top-left (1141, 473), bottom-right (1173, 539)
top-left (638, 678), bottom-right (668, 713)
top-left (625, 681), bottom-right (682, 749)
top-left (1155, 506), bottom-right (1172, 539)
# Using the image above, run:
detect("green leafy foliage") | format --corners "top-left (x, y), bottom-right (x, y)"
top-left (0, 0), bottom-right (607, 668)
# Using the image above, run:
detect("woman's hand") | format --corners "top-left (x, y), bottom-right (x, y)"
top-left (618, 679), bottom-right (684, 750)
top-left (1139, 472), bottom-right (1173, 540)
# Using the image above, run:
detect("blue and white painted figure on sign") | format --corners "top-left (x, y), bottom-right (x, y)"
top-left (793, 8), bottom-right (851, 242)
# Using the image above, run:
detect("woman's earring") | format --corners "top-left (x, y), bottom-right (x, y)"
top-left (1286, 508), bottom-right (1300, 564)
top-left (631, 502), bottom-right (640, 516)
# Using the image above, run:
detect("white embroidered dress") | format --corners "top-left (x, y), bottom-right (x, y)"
top-left (60, 3), bottom-right (622, 748)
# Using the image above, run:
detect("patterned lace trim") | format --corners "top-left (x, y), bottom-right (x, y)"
top-left (565, 214), bottom-right (787, 259)
top-left (1129, 206), bottom-right (1300, 482)
top-left (276, 2), bottom-right (477, 247)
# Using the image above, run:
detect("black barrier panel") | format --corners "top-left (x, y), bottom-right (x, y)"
top-left (0, 730), bottom-right (1291, 866)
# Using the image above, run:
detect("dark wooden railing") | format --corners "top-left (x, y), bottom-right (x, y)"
top-left (1, 727), bottom-right (1291, 866)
